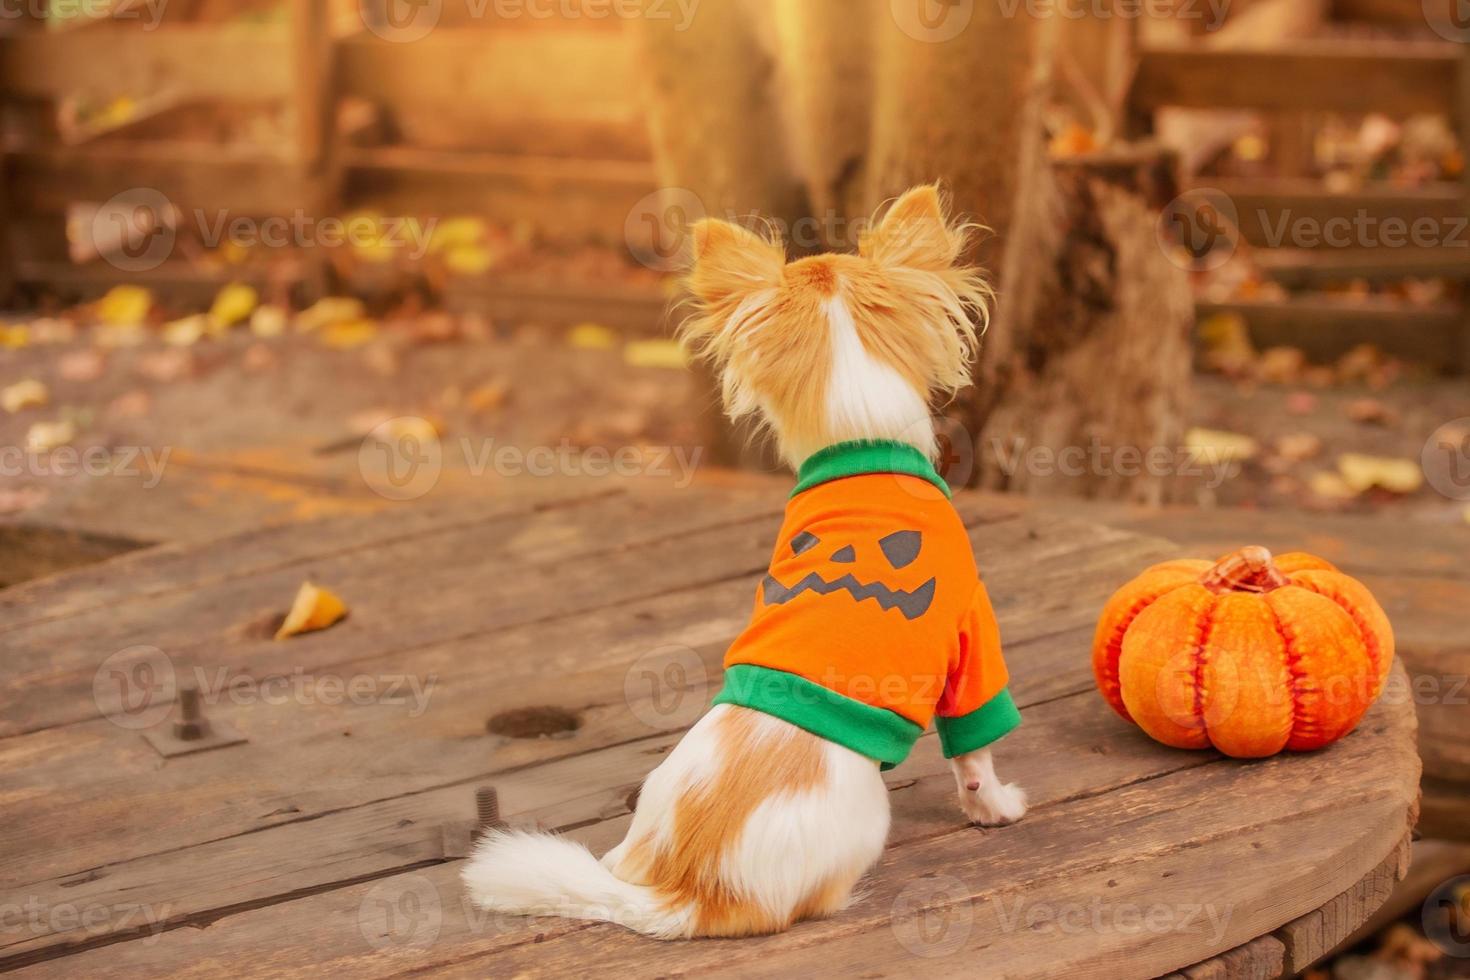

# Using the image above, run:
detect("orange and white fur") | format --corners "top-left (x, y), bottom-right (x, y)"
top-left (462, 185), bottom-right (1026, 939)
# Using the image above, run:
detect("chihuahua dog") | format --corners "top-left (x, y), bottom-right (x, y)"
top-left (463, 185), bottom-right (1025, 939)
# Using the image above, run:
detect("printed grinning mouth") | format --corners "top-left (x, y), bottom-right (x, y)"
top-left (761, 572), bottom-right (936, 620)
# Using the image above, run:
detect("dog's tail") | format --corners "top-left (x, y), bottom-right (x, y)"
top-left (461, 830), bottom-right (690, 939)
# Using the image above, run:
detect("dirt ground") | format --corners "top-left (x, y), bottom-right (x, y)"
top-left (0, 314), bottom-right (1467, 553)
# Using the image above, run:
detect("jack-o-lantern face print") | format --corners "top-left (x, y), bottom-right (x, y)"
top-left (762, 528), bottom-right (936, 620)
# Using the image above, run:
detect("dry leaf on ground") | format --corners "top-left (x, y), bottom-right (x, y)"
top-left (1186, 428), bottom-right (1259, 464)
top-left (25, 419), bottom-right (76, 452)
top-left (209, 283), bottom-right (258, 329)
top-left (1338, 453), bottom-right (1422, 495)
top-left (163, 315), bottom-right (208, 347)
top-left (1345, 398), bottom-right (1396, 426)
top-left (2, 379), bottom-right (49, 413)
top-left (567, 322), bottom-right (617, 350)
top-left (1308, 471), bottom-right (1358, 501)
top-left (1275, 432), bottom-right (1323, 462)
top-left (296, 297), bottom-right (366, 333)
top-left (108, 390), bottom-right (152, 418)
top-left (250, 304), bottom-right (289, 338)
top-left (135, 349), bottom-right (194, 383)
top-left (320, 319), bottom-right (378, 350)
top-left (623, 339), bottom-right (688, 370)
top-left (97, 285), bottom-right (153, 326)
top-left (58, 349), bottom-right (105, 382)
top-left (274, 582), bottom-right (349, 640)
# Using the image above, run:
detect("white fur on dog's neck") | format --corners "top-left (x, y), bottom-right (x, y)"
top-left (784, 295), bottom-right (936, 468)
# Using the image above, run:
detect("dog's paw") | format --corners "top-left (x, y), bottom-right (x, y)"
top-left (960, 781), bottom-right (1027, 827)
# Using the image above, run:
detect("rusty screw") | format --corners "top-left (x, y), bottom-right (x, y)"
top-left (172, 683), bottom-right (207, 741)
top-left (476, 786), bottom-right (504, 832)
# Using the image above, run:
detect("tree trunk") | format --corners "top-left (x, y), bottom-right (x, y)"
top-left (770, 0), bottom-right (875, 247)
top-left (628, 0), bottom-right (807, 469)
top-left (975, 148), bottom-right (1193, 503)
top-left (864, 11), bottom-right (1192, 503)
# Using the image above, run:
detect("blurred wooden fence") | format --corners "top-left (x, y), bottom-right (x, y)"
top-left (0, 5), bottom-right (666, 329)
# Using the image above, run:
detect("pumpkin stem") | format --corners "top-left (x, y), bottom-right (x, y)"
top-left (1199, 546), bottom-right (1291, 594)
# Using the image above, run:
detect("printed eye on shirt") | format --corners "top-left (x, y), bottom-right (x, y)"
top-left (713, 441), bottom-right (1021, 769)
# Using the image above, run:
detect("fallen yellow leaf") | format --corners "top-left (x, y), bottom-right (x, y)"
top-left (429, 216), bottom-right (488, 252)
top-left (444, 243), bottom-right (494, 276)
top-left (274, 582), bottom-right (349, 640)
top-left (2, 379), bottom-right (48, 413)
top-left (296, 297), bottom-right (365, 333)
top-left (250, 305), bottom-right (289, 338)
top-left (1186, 428), bottom-right (1259, 464)
top-left (162, 314), bottom-right (207, 347)
top-left (25, 419), bottom-right (76, 452)
top-left (320, 319), bottom-right (378, 350)
top-left (0, 324), bottom-right (30, 349)
top-left (1309, 470), bottom-right (1358, 501)
top-left (97, 285), bottom-right (153, 326)
top-left (1338, 453), bottom-right (1423, 495)
top-left (623, 339), bottom-right (688, 370)
top-left (567, 322), bottom-right (617, 350)
top-left (209, 282), bottom-right (258, 329)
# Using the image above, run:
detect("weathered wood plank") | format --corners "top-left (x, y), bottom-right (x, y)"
top-left (0, 492), bottom-right (787, 736)
top-left (0, 510), bottom-right (1130, 890)
top-left (1208, 179), bottom-right (1465, 248)
top-left (0, 26), bottom-right (291, 101)
top-left (1274, 833), bottom-right (1411, 975)
top-left (0, 682), bottom-right (1199, 968)
top-left (1133, 42), bottom-right (1457, 116)
top-left (337, 30), bottom-right (637, 124)
top-left (8, 145), bottom-right (301, 217)
top-left (118, 672), bottom-right (1407, 980)
top-left (1196, 296), bottom-right (1463, 372)
top-left (413, 672), bottom-right (1414, 979)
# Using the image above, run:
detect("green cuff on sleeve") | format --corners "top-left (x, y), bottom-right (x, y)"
top-left (935, 688), bottom-right (1021, 758)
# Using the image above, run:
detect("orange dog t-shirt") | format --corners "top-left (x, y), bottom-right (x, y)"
top-left (713, 440), bottom-right (1020, 768)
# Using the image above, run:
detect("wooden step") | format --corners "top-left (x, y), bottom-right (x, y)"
top-left (337, 28), bottom-right (638, 125)
top-left (1133, 39), bottom-right (1458, 116)
top-left (1196, 179), bottom-right (1466, 249)
top-left (0, 25), bottom-right (291, 102)
top-left (1254, 246), bottom-right (1470, 285)
top-left (1196, 295), bottom-right (1465, 370)
top-left (8, 143), bottom-right (301, 216)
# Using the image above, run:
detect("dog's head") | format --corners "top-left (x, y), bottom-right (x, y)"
top-left (680, 185), bottom-right (989, 466)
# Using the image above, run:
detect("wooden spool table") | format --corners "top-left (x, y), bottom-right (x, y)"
top-left (0, 488), bottom-right (1419, 978)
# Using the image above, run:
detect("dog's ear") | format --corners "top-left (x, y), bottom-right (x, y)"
top-left (687, 218), bottom-right (785, 309)
top-left (860, 184), bottom-right (964, 272)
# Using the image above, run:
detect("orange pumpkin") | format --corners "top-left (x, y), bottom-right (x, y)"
top-left (1092, 546), bottom-right (1393, 758)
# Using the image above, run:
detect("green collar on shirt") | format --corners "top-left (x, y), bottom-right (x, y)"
top-left (792, 440), bottom-right (951, 499)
